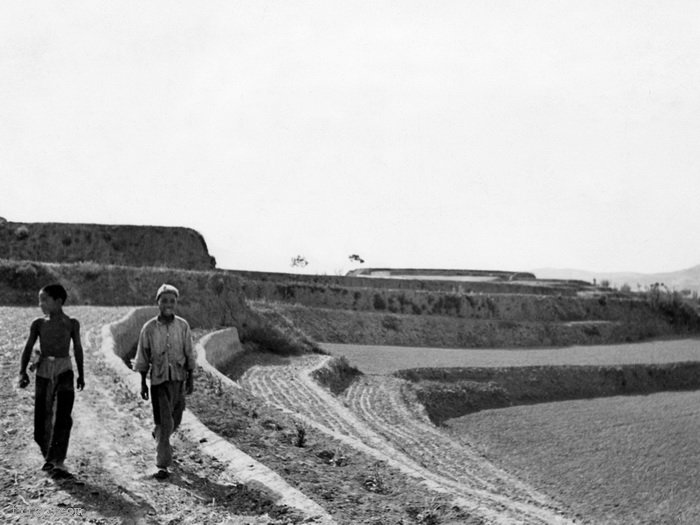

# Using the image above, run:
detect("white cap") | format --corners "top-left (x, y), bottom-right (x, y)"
top-left (156, 283), bottom-right (179, 301)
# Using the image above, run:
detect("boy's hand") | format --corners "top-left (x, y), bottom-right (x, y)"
top-left (141, 382), bottom-right (149, 401)
top-left (18, 372), bottom-right (30, 389)
top-left (76, 375), bottom-right (85, 391)
top-left (185, 373), bottom-right (194, 395)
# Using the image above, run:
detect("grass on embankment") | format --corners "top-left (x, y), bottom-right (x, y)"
top-left (250, 300), bottom-right (700, 349)
top-left (397, 362), bottom-right (700, 423)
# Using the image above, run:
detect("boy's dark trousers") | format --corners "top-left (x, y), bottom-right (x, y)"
top-left (151, 380), bottom-right (186, 469)
top-left (34, 370), bottom-right (74, 463)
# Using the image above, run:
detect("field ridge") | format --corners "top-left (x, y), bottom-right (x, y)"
top-left (238, 353), bottom-right (576, 524)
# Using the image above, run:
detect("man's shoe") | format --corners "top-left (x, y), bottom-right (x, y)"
top-left (51, 468), bottom-right (74, 480)
top-left (154, 469), bottom-right (169, 480)
top-left (41, 462), bottom-right (54, 472)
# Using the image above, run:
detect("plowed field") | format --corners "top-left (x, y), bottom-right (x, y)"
top-left (446, 392), bottom-right (700, 524)
top-left (239, 355), bottom-right (576, 524)
top-left (320, 340), bottom-right (700, 524)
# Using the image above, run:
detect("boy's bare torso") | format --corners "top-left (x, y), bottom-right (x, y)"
top-left (33, 314), bottom-right (77, 358)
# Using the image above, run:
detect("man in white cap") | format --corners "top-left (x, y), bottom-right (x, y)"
top-left (133, 283), bottom-right (195, 479)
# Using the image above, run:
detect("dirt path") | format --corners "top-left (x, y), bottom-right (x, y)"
top-left (0, 306), bottom-right (321, 525)
top-left (239, 354), bottom-right (577, 524)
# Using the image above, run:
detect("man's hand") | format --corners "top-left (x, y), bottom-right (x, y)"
top-left (18, 372), bottom-right (30, 389)
top-left (141, 382), bottom-right (149, 401)
top-left (185, 373), bottom-right (194, 395)
top-left (121, 356), bottom-right (133, 370)
top-left (76, 375), bottom-right (85, 391)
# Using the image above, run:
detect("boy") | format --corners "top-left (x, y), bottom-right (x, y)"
top-left (133, 284), bottom-right (195, 479)
top-left (18, 283), bottom-right (85, 479)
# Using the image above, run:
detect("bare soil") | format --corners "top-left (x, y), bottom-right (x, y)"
top-left (2, 306), bottom-right (523, 525)
top-left (0, 307), bottom-right (308, 525)
top-left (187, 349), bottom-right (489, 525)
top-left (9, 304), bottom-right (689, 524)
top-left (223, 353), bottom-right (576, 524)
top-left (446, 392), bottom-right (700, 524)
top-left (321, 340), bottom-right (700, 375)
top-left (322, 341), bottom-right (700, 423)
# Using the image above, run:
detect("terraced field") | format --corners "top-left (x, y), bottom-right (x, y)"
top-left (315, 340), bottom-right (700, 524)
top-left (447, 392), bottom-right (700, 524)
top-left (321, 339), bottom-right (700, 374)
top-left (239, 355), bottom-right (575, 524)
top-left (6, 302), bottom-right (698, 524)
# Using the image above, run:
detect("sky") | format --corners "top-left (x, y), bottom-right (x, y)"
top-left (2, 1), bottom-right (700, 276)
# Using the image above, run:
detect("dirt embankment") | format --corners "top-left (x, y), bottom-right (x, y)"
top-left (346, 267), bottom-right (538, 280)
top-left (251, 301), bottom-right (691, 349)
top-left (0, 221), bottom-right (215, 270)
top-left (0, 260), bottom-right (323, 364)
top-left (228, 270), bottom-right (580, 299)
top-left (0, 259), bottom-right (254, 328)
top-left (241, 279), bottom-right (692, 325)
top-left (2, 254), bottom-right (698, 350)
top-left (238, 272), bottom-right (589, 298)
top-left (240, 273), bottom-right (700, 348)
top-left (397, 364), bottom-right (700, 424)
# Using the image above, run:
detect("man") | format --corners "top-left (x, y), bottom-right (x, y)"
top-left (133, 283), bottom-right (195, 479)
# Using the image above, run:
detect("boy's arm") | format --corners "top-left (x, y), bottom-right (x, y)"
top-left (72, 319), bottom-right (85, 390)
top-left (18, 320), bottom-right (40, 387)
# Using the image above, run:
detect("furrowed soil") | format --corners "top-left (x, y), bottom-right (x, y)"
top-left (187, 352), bottom-right (491, 525)
top-left (445, 392), bottom-right (700, 525)
top-left (230, 353), bottom-right (576, 524)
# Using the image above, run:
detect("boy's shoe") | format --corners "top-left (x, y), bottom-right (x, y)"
top-left (41, 462), bottom-right (54, 471)
top-left (154, 469), bottom-right (169, 480)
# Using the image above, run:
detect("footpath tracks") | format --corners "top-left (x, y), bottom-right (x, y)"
top-left (0, 306), bottom-right (313, 525)
top-left (240, 355), bottom-right (576, 525)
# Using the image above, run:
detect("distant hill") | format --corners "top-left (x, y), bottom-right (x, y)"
top-left (0, 220), bottom-right (216, 270)
top-left (533, 265), bottom-right (700, 293)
